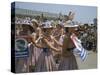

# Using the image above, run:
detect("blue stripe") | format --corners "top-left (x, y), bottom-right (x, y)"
top-left (76, 47), bottom-right (87, 61)
top-left (80, 48), bottom-right (85, 57)
top-left (80, 49), bottom-right (87, 61)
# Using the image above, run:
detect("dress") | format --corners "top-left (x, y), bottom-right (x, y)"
top-left (34, 48), bottom-right (57, 72)
top-left (58, 52), bottom-right (78, 70)
top-left (31, 32), bottom-right (42, 66)
top-left (58, 34), bottom-right (78, 70)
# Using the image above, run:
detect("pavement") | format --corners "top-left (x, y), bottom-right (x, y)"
top-left (75, 51), bottom-right (97, 69)
top-left (15, 50), bottom-right (97, 73)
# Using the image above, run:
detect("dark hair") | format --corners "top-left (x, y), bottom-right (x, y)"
top-left (28, 25), bottom-right (35, 33)
top-left (22, 25), bottom-right (35, 33)
top-left (42, 28), bottom-right (47, 32)
top-left (65, 27), bottom-right (69, 33)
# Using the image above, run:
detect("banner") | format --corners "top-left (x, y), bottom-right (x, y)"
top-left (70, 34), bottom-right (87, 61)
top-left (15, 38), bottom-right (29, 58)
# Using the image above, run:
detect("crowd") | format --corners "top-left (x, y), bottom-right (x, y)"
top-left (14, 16), bottom-right (97, 52)
top-left (78, 25), bottom-right (97, 52)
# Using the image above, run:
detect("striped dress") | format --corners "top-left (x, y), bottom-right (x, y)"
top-left (58, 34), bottom-right (78, 70)
top-left (58, 52), bottom-right (78, 70)
top-left (34, 48), bottom-right (57, 72)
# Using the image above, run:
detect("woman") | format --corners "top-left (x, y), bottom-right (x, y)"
top-left (29, 19), bottom-right (43, 71)
top-left (15, 22), bottom-right (34, 73)
top-left (51, 22), bottom-right (64, 66)
top-left (58, 24), bottom-right (78, 70)
top-left (31, 21), bottom-right (61, 72)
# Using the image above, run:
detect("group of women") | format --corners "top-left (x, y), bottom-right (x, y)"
top-left (15, 11), bottom-right (78, 72)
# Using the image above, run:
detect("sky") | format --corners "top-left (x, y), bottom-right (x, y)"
top-left (15, 2), bottom-right (97, 24)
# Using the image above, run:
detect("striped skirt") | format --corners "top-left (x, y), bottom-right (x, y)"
top-left (34, 48), bottom-right (57, 72)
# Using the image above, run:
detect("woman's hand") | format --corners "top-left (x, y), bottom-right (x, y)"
top-left (50, 35), bottom-right (54, 40)
top-left (68, 11), bottom-right (75, 21)
top-left (51, 35), bottom-right (63, 47)
top-left (30, 34), bottom-right (43, 48)
top-left (29, 35), bottom-right (35, 43)
top-left (43, 38), bottom-right (61, 52)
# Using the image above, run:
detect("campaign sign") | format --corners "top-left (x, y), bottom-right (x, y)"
top-left (15, 38), bottom-right (29, 58)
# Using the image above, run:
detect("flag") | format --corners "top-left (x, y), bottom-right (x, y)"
top-left (70, 33), bottom-right (87, 61)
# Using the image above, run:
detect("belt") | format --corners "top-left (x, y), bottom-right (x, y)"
top-left (43, 48), bottom-right (49, 53)
top-left (67, 47), bottom-right (75, 51)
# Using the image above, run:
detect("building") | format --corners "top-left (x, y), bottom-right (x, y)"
top-left (93, 18), bottom-right (97, 25)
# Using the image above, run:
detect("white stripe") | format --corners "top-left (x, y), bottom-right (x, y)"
top-left (80, 48), bottom-right (85, 57)
top-left (81, 50), bottom-right (87, 61)
top-left (72, 37), bottom-right (81, 51)
top-left (72, 36), bottom-right (82, 51)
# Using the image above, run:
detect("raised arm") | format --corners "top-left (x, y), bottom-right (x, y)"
top-left (68, 11), bottom-right (75, 21)
top-left (51, 36), bottom-right (63, 47)
top-left (30, 35), bottom-right (43, 48)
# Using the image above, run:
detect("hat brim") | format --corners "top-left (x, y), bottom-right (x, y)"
top-left (22, 23), bottom-right (30, 25)
top-left (42, 27), bottom-right (53, 29)
top-left (32, 21), bottom-right (38, 24)
top-left (41, 25), bottom-right (53, 29)
top-left (64, 24), bottom-right (79, 27)
top-left (31, 19), bottom-right (38, 24)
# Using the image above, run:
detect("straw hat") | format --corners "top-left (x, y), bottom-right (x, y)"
top-left (64, 21), bottom-right (79, 28)
top-left (42, 21), bottom-right (53, 29)
top-left (64, 24), bottom-right (79, 27)
top-left (22, 20), bottom-right (31, 25)
top-left (31, 19), bottom-right (38, 24)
